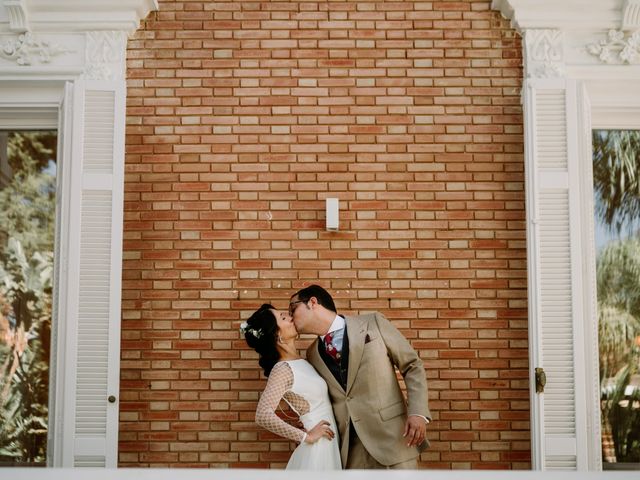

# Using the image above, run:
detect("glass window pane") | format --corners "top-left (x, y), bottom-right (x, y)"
top-left (0, 131), bottom-right (57, 466)
top-left (593, 129), bottom-right (640, 469)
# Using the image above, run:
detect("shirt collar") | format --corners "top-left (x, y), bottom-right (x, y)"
top-left (321, 314), bottom-right (345, 340)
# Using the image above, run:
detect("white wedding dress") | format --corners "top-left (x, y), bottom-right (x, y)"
top-left (255, 359), bottom-right (341, 470)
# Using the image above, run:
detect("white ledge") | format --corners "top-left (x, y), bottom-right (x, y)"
top-left (8, 469), bottom-right (640, 480)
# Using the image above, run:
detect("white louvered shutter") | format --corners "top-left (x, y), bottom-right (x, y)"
top-left (58, 80), bottom-right (125, 467)
top-left (524, 79), bottom-right (589, 470)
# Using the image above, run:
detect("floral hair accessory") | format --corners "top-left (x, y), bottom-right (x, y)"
top-left (240, 321), bottom-right (263, 339)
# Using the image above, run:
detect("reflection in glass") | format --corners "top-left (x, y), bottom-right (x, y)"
top-left (0, 131), bottom-right (57, 466)
top-left (593, 129), bottom-right (640, 469)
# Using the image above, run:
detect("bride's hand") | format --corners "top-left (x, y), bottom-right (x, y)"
top-left (304, 420), bottom-right (335, 444)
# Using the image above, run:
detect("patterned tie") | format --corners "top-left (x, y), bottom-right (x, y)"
top-left (323, 331), bottom-right (340, 363)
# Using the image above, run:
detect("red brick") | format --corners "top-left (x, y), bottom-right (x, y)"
top-left (122, 0), bottom-right (528, 470)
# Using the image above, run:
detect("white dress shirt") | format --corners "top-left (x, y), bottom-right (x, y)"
top-left (320, 314), bottom-right (345, 351)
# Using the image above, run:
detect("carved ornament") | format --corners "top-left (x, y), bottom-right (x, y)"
top-left (4, 0), bottom-right (29, 32)
top-left (82, 31), bottom-right (127, 80)
top-left (586, 29), bottom-right (640, 64)
top-left (0, 32), bottom-right (72, 65)
top-left (524, 29), bottom-right (564, 78)
top-left (623, 0), bottom-right (640, 30)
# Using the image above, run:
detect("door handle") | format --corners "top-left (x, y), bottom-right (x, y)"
top-left (535, 367), bottom-right (546, 393)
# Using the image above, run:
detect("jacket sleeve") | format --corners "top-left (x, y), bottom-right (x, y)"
top-left (374, 312), bottom-right (431, 420)
top-left (255, 362), bottom-right (307, 444)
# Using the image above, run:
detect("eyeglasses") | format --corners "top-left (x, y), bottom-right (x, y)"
top-left (288, 300), bottom-right (307, 316)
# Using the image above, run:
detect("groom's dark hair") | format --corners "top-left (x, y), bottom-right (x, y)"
top-left (295, 285), bottom-right (337, 313)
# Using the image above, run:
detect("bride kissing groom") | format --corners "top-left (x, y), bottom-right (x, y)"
top-left (241, 284), bottom-right (431, 470)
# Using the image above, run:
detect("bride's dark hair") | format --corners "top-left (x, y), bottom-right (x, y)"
top-left (242, 303), bottom-right (280, 376)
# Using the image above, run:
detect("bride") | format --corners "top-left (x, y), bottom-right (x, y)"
top-left (241, 303), bottom-right (341, 470)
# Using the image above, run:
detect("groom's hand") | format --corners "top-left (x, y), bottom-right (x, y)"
top-left (403, 415), bottom-right (427, 447)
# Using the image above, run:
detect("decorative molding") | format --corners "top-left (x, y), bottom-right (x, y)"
top-left (82, 31), bottom-right (127, 80)
top-left (0, 0), bottom-right (159, 34)
top-left (574, 83), bottom-right (603, 472)
top-left (524, 29), bottom-right (564, 78)
top-left (0, 32), bottom-right (73, 65)
top-left (0, 107), bottom-right (59, 128)
top-left (586, 30), bottom-right (640, 64)
top-left (492, 0), bottom-right (623, 32)
top-left (623, 0), bottom-right (640, 30)
top-left (4, 0), bottom-right (29, 32)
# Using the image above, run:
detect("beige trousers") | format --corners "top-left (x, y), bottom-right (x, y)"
top-left (345, 432), bottom-right (418, 470)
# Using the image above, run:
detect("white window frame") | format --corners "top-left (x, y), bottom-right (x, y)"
top-left (0, 0), bottom-right (156, 467)
top-left (579, 78), bottom-right (640, 470)
top-left (0, 79), bottom-right (126, 467)
top-left (0, 86), bottom-right (66, 466)
top-left (2, 75), bottom-right (137, 474)
top-left (492, 0), bottom-right (640, 470)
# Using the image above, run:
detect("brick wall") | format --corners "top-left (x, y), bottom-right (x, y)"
top-left (121, 0), bottom-right (529, 469)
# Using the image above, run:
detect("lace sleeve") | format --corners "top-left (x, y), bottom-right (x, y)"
top-left (255, 362), bottom-right (306, 444)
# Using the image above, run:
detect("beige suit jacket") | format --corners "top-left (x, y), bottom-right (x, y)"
top-left (307, 312), bottom-right (430, 468)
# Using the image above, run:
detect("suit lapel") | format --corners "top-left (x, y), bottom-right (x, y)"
top-left (345, 315), bottom-right (367, 395)
top-left (307, 337), bottom-right (343, 392)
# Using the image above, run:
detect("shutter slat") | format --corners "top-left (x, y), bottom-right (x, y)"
top-left (536, 89), bottom-right (568, 171)
top-left (75, 183), bottom-right (112, 437)
top-left (83, 91), bottom-right (115, 174)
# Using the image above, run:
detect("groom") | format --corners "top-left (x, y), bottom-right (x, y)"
top-left (289, 285), bottom-right (431, 469)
